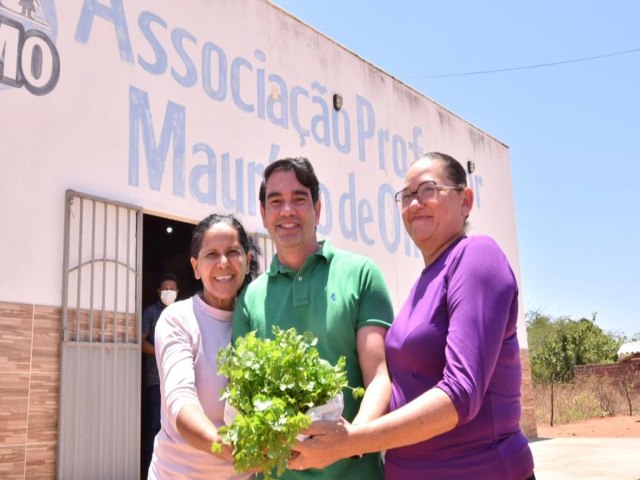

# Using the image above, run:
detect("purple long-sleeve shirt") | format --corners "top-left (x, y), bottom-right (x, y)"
top-left (384, 235), bottom-right (534, 480)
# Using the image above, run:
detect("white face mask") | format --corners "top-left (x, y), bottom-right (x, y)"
top-left (160, 289), bottom-right (177, 306)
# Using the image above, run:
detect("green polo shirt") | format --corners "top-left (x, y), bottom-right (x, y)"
top-left (232, 239), bottom-right (393, 480)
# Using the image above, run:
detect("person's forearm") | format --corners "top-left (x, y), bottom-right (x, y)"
top-left (351, 374), bottom-right (390, 424)
top-left (175, 404), bottom-right (221, 453)
top-left (353, 325), bottom-right (390, 424)
top-left (141, 337), bottom-right (155, 355)
top-left (352, 387), bottom-right (459, 454)
top-left (289, 387), bottom-right (460, 471)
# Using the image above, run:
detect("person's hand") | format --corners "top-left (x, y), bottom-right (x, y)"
top-left (213, 440), bottom-right (265, 473)
top-left (210, 440), bottom-right (235, 464)
top-left (288, 419), bottom-right (355, 471)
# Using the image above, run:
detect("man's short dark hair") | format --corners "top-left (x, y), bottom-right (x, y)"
top-left (159, 272), bottom-right (178, 286)
top-left (259, 157), bottom-right (320, 206)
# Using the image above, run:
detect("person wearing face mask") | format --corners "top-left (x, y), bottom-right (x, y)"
top-left (141, 273), bottom-right (180, 479)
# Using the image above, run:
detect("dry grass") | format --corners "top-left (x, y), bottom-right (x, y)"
top-left (533, 376), bottom-right (640, 426)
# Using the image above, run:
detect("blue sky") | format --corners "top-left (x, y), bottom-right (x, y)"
top-left (272, 0), bottom-right (640, 338)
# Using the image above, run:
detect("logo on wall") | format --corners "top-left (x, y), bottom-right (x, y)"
top-left (0, 0), bottom-right (59, 95)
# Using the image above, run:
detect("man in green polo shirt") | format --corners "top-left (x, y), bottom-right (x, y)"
top-left (232, 157), bottom-right (394, 480)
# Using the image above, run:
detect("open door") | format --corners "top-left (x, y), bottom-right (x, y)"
top-left (57, 190), bottom-right (142, 479)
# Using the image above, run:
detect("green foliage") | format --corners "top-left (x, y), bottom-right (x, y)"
top-left (527, 310), bottom-right (623, 384)
top-left (215, 326), bottom-right (360, 479)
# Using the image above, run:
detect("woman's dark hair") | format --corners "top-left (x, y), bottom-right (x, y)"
top-left (259, 157), bottom-right (320, 206)
top-left (190, 213), bottom-right (261, 291)
top-left (419, 152), bottom-right (467, 187)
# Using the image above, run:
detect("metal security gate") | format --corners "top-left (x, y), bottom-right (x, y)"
top-left (58, 190), bottom-right (142, 479)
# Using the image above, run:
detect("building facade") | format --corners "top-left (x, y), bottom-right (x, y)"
top-left (0, 0), bottom-right (535, 477)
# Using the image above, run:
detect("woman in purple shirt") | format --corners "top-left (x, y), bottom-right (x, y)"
top-left (291, 152), bottom-right (534, 479)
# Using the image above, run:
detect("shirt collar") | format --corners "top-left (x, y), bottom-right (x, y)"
top-left (266, 239), bottom-right (334, 276)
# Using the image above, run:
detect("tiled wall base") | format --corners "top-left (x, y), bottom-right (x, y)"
top-left (0, 302), bottom-right (60, 479)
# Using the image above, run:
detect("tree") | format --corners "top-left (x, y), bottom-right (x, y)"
top-left (526, 310), bottom-right (624, 425)
top-left (527, 311), bottom-right (621, 383)
top-left (618, 366), bottom-right (639, 416)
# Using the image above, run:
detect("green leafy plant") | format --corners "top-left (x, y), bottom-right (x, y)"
top-left (214, 326), bottom-right (364, 479)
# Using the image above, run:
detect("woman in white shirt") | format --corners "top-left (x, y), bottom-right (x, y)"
top-left (148, 213), bottom-right (260, 480)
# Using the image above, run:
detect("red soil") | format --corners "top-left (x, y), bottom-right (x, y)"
top-left (536, 415), bottom-right (640, 438)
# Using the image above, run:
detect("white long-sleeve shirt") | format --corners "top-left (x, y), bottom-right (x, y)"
top-left (148, 294), bottom-right (252, 480)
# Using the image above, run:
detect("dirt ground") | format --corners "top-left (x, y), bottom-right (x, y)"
top-left (536, 415), bottom-right (640, 438)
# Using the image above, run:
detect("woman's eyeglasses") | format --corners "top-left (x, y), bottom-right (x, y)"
top-left (395, 181), bottom-right (463, 207)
